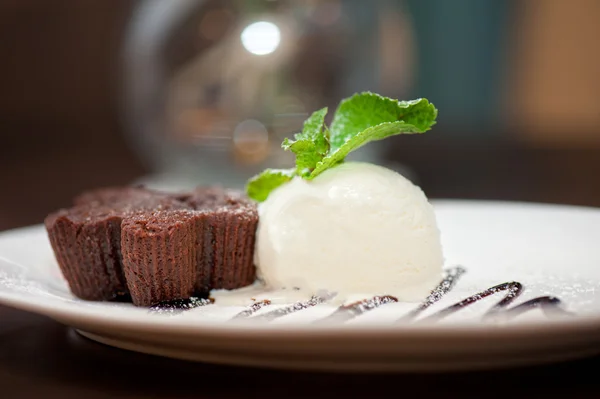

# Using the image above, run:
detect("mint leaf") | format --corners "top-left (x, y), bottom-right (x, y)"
top-left (282, 107), bottom-right (328, 176)
top-left (246, 168), bottom-right (295, 202)
top-left (307, 93), bottom-right (438, 179)
top-left (310, 121), bottom-right (426, 177)
top-left (328, 92), bottom-right (437, 152)
top-left (245, 92), bottom-right (438, 201)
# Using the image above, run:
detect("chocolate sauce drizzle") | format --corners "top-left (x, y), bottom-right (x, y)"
top-left (398, 266), bottom-right (466, 322)
top-left (250, 293), bottom-right (335, 322)
top-left (149, 297), bottom-right (213, 315)
top-left (418, 280), bottom-right (523, 323)
top-left (147, 266), bottom-right (571, 324)
top-left (232, 299), bottom-right (272, 319)
top-left (414, 273), bottom-right (571, 323)
top-left (318, 266), bottom-right (570, 323)
top-left (501, 296), bottom-right (569, 320)
top-left (316, 295), bottom-right (399, 324)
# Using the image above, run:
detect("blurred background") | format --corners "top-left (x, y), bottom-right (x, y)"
top-left (1, 0), bottom-right (600, 231)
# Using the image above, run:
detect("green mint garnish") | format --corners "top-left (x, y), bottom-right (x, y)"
top-left (282, 107), bottom-right (329, 177)
top-left (246, 92), bottom-right (437, 202)
top-left (246, 168), bottom-right (295, 202)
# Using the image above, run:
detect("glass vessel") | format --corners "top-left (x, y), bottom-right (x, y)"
top-left (122, 0), bottom-right (416, 191)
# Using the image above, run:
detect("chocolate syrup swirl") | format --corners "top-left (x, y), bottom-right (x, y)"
top-left (317, 267), bottom-right (466, 324)
top-left (418, 280), bottom-right (523, 323)
top-left (315, 266), bottom-right (570, 324)
top-left (232, 299), bottom-right (272, 319)
top-left (501, 296), bottom-right (570, 320)
top-left (415, 276), bottom-right (570, 323)
top-left (398, 266), bottom-right (466, 322)
top-left (149, 297), bottom-right (213, 315)
top-left (146, 266), bottom-right (571, 324)
top-left (250, 293), bottom-right (335, 322)
top-left (316, 295), bottom-right (399, 324)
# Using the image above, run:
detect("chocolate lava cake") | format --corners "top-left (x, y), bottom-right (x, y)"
top-left (44, 186), bottom-right (258, 306)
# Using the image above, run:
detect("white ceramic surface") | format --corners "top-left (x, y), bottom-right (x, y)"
top-left (1, 200), bottom-right (600, 372)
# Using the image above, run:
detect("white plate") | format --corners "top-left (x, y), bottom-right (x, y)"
top-left (1, 200), bottom-right (600, 372)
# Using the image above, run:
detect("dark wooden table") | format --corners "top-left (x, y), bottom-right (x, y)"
top-left (1, 304), bottom-right (599, 398)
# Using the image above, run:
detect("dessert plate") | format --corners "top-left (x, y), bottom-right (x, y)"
top-left (1, 200), bottom-right (600, 372)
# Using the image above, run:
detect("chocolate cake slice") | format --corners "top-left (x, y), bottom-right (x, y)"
top-left (121, 210), bottom-right (197, 306)
top-left (45, 206), bottom-right (127, 301)
top-left (45, 189), bottom-right (188, 301)
top-left (182, 187), bottom-right (258, 293)
top-left (45, 185), bottom-right (258, 306)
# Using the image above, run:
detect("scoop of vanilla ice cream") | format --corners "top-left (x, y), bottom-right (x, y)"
top-left (254, 162), bottom-right (444, 302)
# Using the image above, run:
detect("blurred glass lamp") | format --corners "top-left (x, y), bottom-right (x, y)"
top-left (121, 0), bottom-right (416, 191)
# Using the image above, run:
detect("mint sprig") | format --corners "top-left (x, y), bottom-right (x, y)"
top-left (282, 107), bottom-right (329, 177)
top-left (246, 92), bottom-right (437, 202)
top-left (246, 168), bottom-right (295, 202)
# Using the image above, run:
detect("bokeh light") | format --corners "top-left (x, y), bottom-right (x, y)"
top-left (240, 21), bottom-right (281, 55)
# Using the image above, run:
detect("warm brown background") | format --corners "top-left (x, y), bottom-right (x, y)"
top-left (508, 0), bottom-right (600, 141)
top-left (0, 0), bottom-right (145, 231)
top-left (1, 0), bottom-right (600, 232)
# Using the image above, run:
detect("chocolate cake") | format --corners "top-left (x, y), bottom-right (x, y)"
top-left (121, 210), bottom-right (197, 306)
top-left (183, 187), bottom-right (258, 293)
top-left (44, 186), bottom-right (258, 306)
top-left (45, 205), bottom-right (129, 301)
